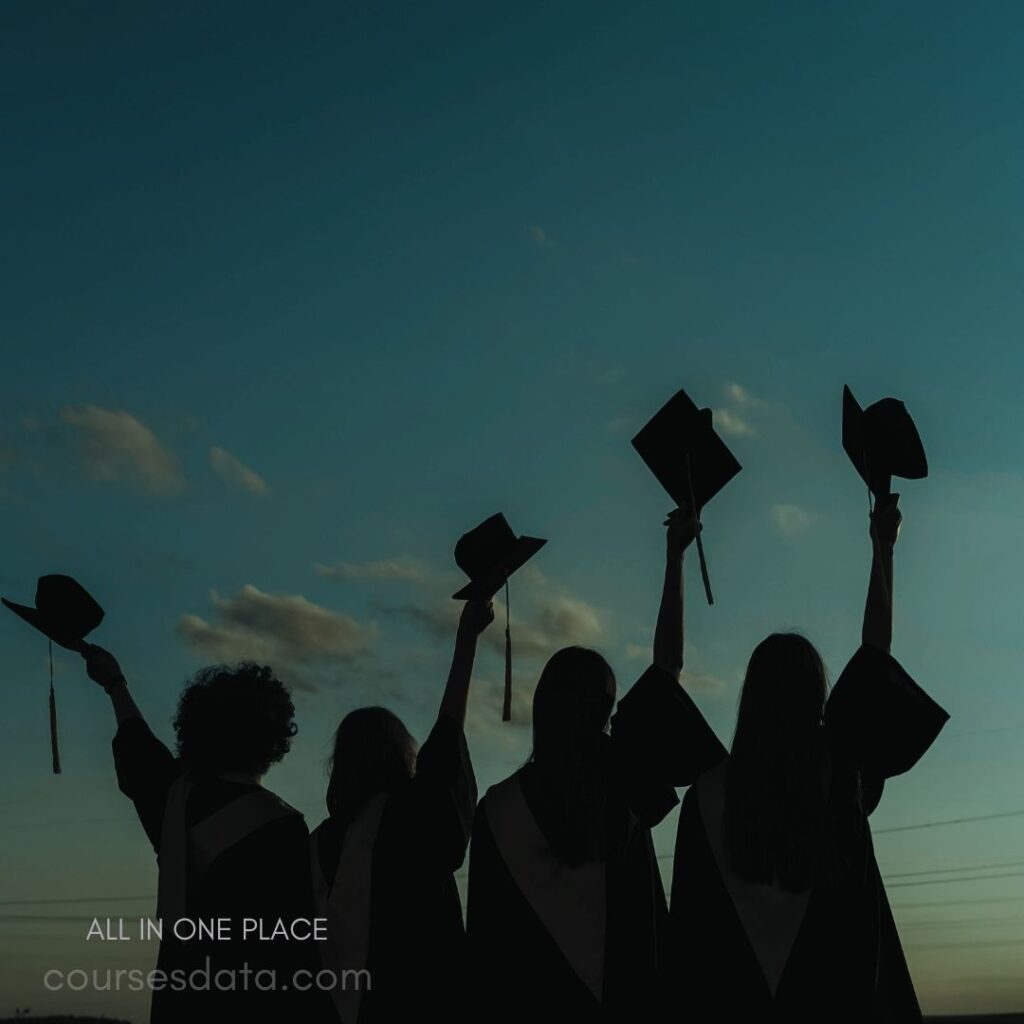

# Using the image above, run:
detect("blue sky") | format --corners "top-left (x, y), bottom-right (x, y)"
top-left (2, 1), bottom-right (1024, 1017)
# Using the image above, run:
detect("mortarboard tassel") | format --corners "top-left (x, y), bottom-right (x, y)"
top-left (49, 640), bottom-right (61, 775)
top-left (502, 578), bottom-right (513, 723)
top-left (684, 453), bottom-right (714, 605)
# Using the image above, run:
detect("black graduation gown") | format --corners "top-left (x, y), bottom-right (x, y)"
top-left (112, 718), bottom-right (335, 1024)
top-left (669, 644), bottom-right (949, 1023)
top-left (467, 665), bottom-right (727, 1024)
top-left (310, 714), bottom-right (477, 1024)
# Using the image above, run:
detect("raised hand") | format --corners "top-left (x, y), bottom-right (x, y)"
top-left (665, 504), bottom-right (701, 557)
top-left (81, 643), bottom-right (127, 692)
top-left (459, 598), bottom-right (495, 638)
top-left (870, 497), bottom-right (902, 549)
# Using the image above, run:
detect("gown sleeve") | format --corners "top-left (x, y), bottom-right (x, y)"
top-left (610, 664), bottom-right (728, 827)
top-left (111, 717), bottom-right (182, 849)
top-left (407, 713), bottom-right (478, 872)
top-left (825, 644), bottom-right (949, 814)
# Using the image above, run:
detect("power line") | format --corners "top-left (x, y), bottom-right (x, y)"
top-left (5, 816), bottom-right (135, 829)
top-left (894, 896), bottom-right (1024, 909)
top-left (888, 870), bottom-right (1024, 889)
top-left (0, 895), bottom-right (152, 907)
top-left (899, 916), bottom-right (1024, 930)
top-left (0, 914), bottom-right (104, 923)
top-left (886, 858), bottom-right (1024, 879)
top-left (942, 723), bottom-right (1024, 739)
top-left (11, 813), bottom-right (1024, 905)
top-left (906, 937), bottom-right (1024, 951)
top-left (874, 808), bottom-right (1024, 834)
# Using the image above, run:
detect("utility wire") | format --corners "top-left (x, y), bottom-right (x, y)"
top-left (874, 808), bottom-right (1024, 834)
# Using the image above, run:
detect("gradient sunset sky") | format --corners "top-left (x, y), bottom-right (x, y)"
top-left (3, 1), bottom-right (1024, 1019)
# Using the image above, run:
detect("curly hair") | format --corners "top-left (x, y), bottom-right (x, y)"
top-left (173, 663), bottom-right (297, 776)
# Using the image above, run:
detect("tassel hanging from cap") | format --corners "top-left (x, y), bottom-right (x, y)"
top-left (684, 453), bottom-right (714, 605)
top-left (49, 640), bottom-right (61, 775)
top-left (502, 578), bottom-right (513, 723)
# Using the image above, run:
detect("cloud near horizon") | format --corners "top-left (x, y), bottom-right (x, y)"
top-left (624, 643), bottom-right (727, 693)
top-left (358, 556), bottom-right (605, 663)
top-left (465, 674), bottom-right (537, 737)
top-left (177, 584), bottom-right (376, 690)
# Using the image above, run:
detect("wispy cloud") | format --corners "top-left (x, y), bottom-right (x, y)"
top-left (771, 503), bottom-right (815, 537)
top-left (62, 405), bottom-right (184, 495)
top-left (682, 669), bottom-right (727, 693)
top-left (626, 638), bottom-right (727, 692)
top-left (713, 381), bottom-right (764, 438)
top-left (372, 558), bottom-right (604, 664)
top-left (606, 415), bottom-right (635, 436)
top-left (724, 382), bottom-right (754, 406)
top-left (208, 446), bottom-right (269, 495)
top-left (714, 408), bottom-right (755, 437)
top-left (712, 380), bottom-right (770, 436)
top-left (315, 558), bottom-right (430, 584)
top-left (527, 224), bottom-right (553, 247)
top-left (528, 594), bottom-right (602, 653)
top-left (465, 675), bottom-right (537, 736)
top-left (177, 585), bottom-right (376, 690)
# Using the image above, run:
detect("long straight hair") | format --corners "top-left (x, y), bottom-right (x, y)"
top-left (326, 706), bottom-right (418, 824)
top-left (723, 633), bottom-right (843, 891)
top-left (529, 646), bottom-right (616, 865)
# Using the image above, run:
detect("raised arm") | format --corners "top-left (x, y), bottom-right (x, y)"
top-left (653, 505), bottom-right (701, 679)
top-left (438, 599), bottom-right (494, 727)
top-left (610, 504), bottom-right (725, 822)
top-left (861, 496), bottom-right (901, 653)
top-left (80, 643), bottom-right (144, 727)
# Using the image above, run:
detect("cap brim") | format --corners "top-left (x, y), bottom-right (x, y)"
top-left (889, 409), bottom-right (928, 480)
top-left (1, 597), bottom-right (84, 650)
top-left (841, 385), bottom-right (869, 487)
top-left (452, 536), bottom-right (547, 600)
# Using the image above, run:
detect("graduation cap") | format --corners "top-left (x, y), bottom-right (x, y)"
top-left (842, 385), bottom-right (928, 508)
top-left (632, 389), bottom-right (742, 604)
top-left (2, 575), bottom-right (105, 774)
top-left (452, 514), bottom-right (546, 722)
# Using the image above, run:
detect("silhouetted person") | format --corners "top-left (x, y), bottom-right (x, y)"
top-left (467, 509), bottom-right (726, 1023)
top-left (81, 647), bottom-right (335, 1024)
top-left (669, 500), bottom-right (948, 1021)
top-left (309, 598), bottom-right (493, 1024)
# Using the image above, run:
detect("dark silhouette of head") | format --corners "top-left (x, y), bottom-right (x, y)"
top-left (173, 662), bottom-right (296, 776)
top-left (326, 707), bottom-right (418, 821)
top-left (724, 633), bottom-right (839, 890)
top-left (530, 646), bottom-right (616, 864)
